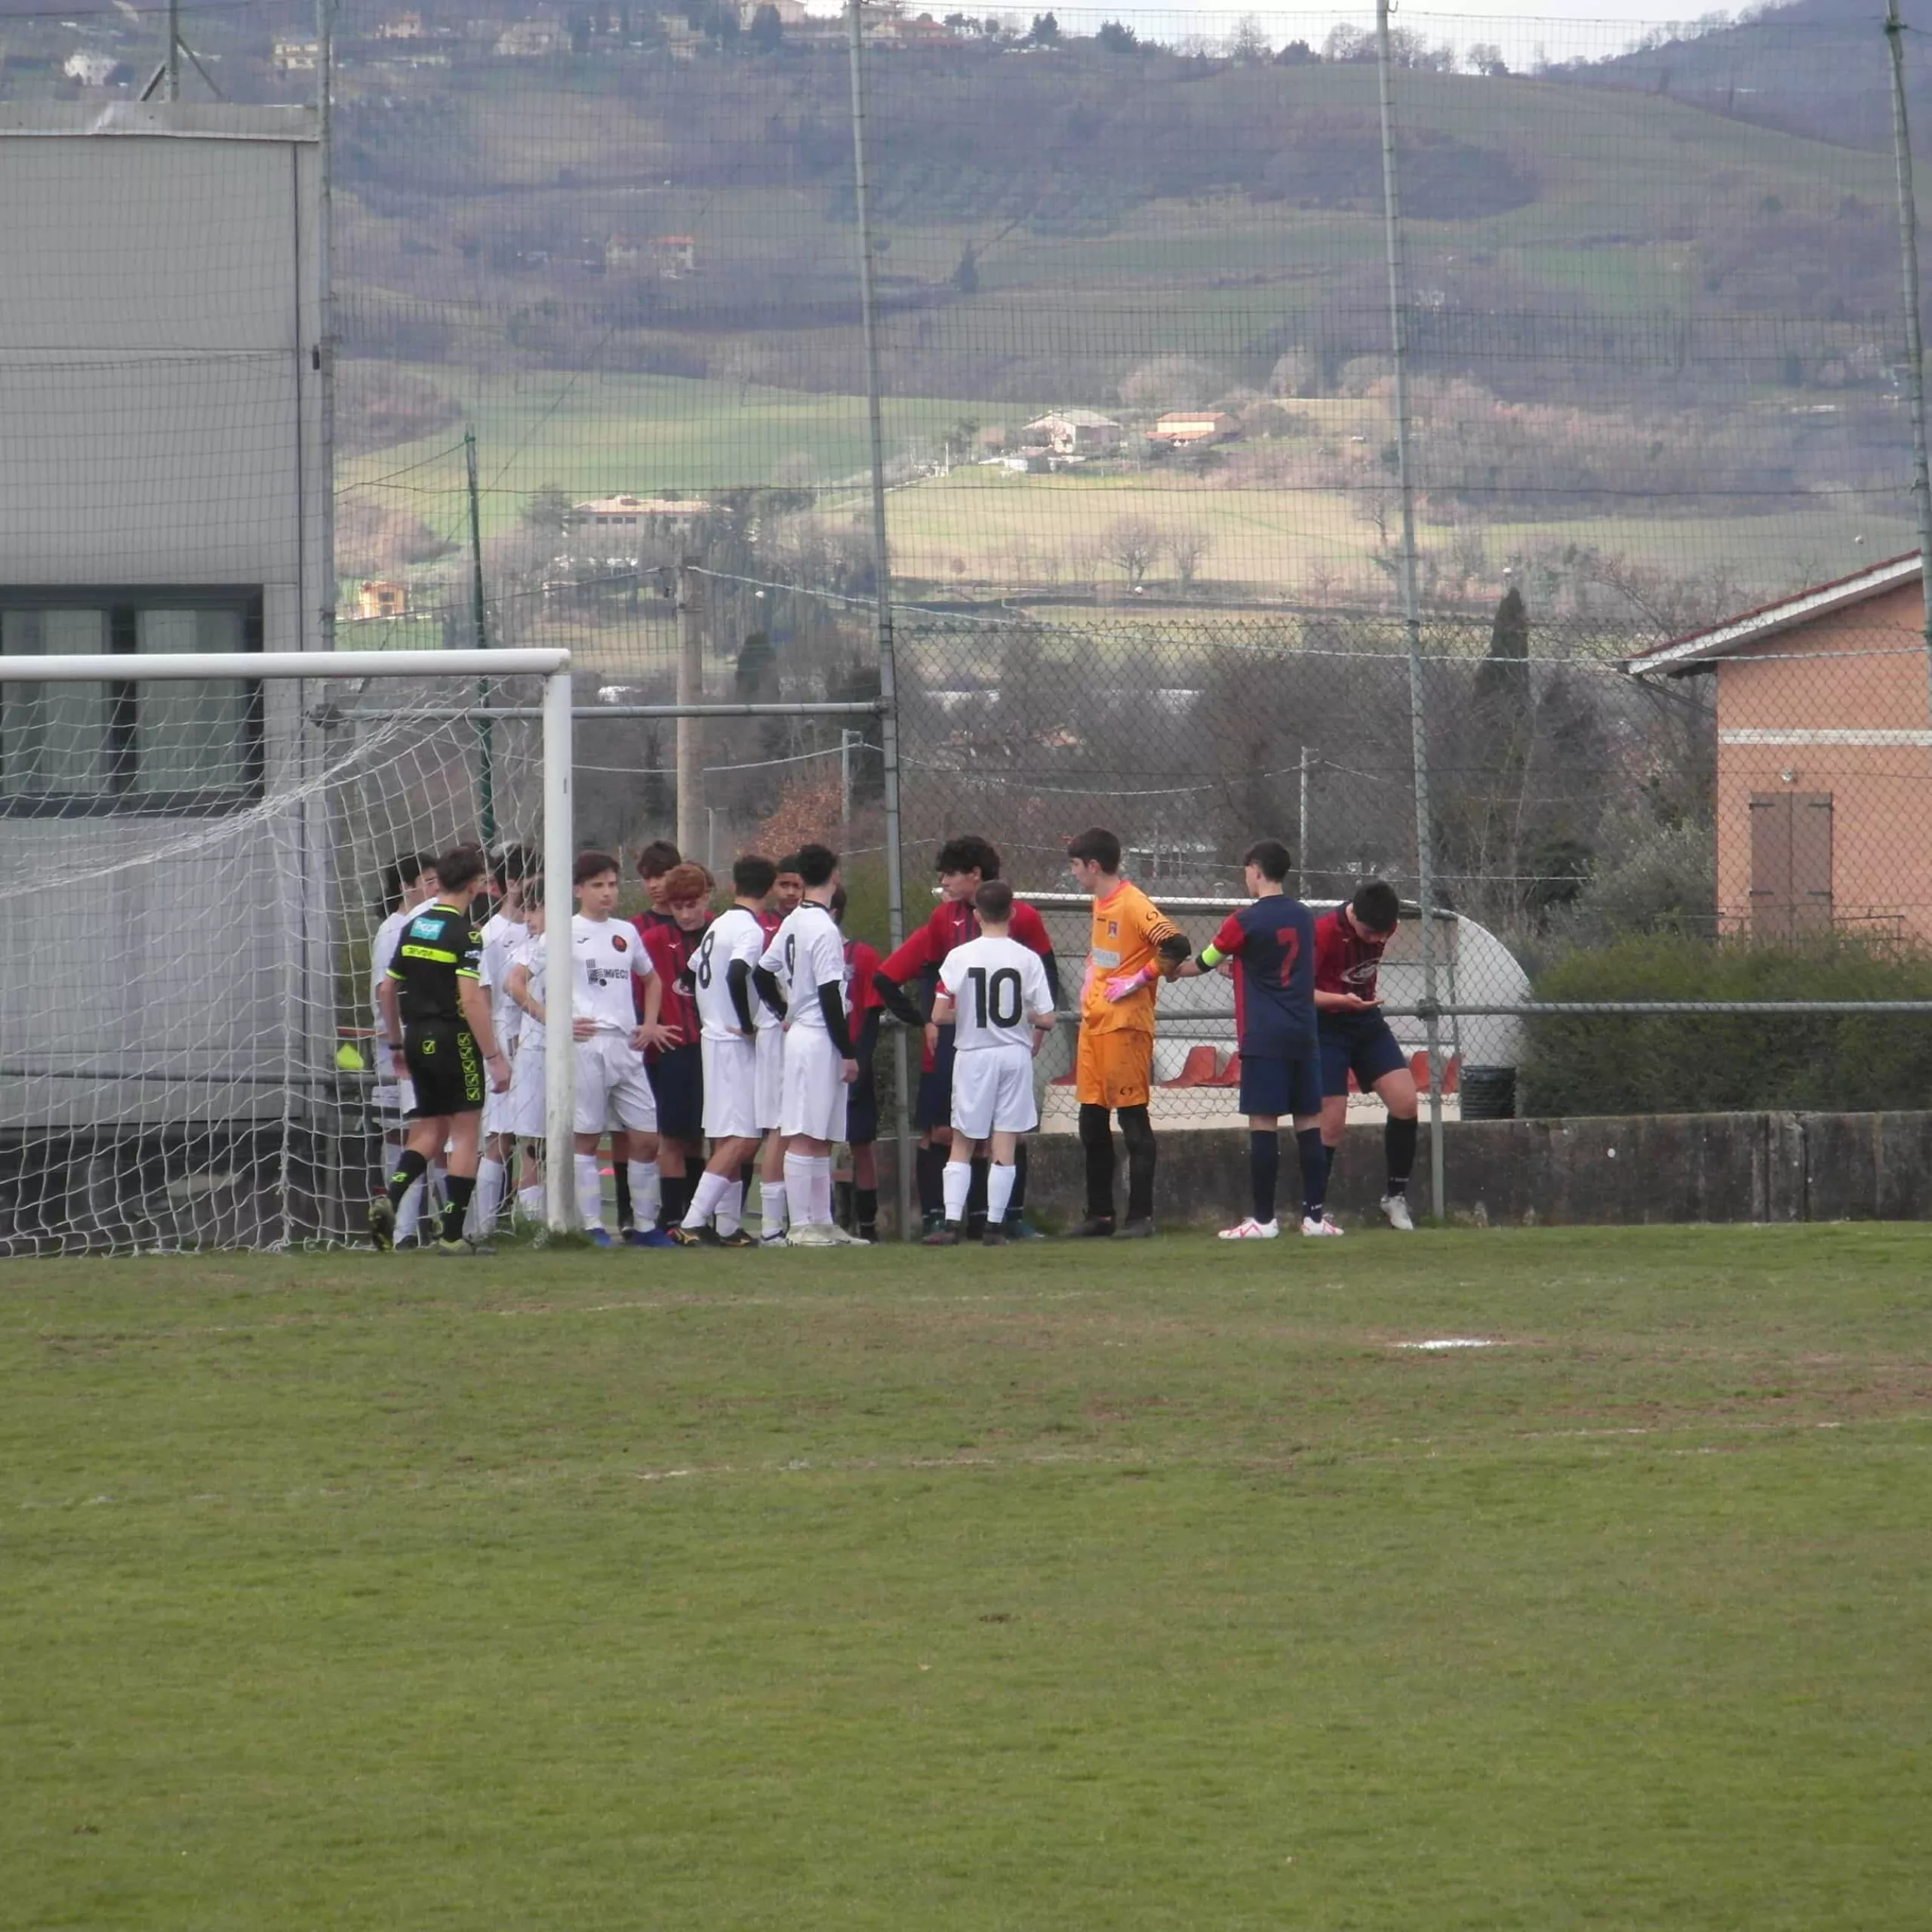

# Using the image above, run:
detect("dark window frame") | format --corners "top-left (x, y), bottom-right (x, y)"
top-left (0, 586), bottom-right (265, 818)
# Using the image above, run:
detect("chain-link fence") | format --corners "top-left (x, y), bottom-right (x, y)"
top-left (14, 0), bottom-right (1932, 1218)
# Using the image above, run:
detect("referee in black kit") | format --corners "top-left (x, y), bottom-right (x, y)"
top-left (368, 844), bottom-right (511, 1255)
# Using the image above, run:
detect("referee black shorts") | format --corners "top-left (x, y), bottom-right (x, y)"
top-left (405, 1021), bottom-right (485, 1118)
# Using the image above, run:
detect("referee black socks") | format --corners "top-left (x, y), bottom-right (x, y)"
top-left (386, 1148), bottom-right (429, 1211)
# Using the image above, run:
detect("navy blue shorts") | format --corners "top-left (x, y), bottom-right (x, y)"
top-left (846, 1012), bottom-right (881, 1146)
top-left (1319, 1015), bottom-right (1409, 1098)
top-left (648, 1041), bottom-right (704, 1140)
top-left (1238, 1052), bottom-right (1324, 1120)
top-left (914, 1024), bottom-right (956, 1131)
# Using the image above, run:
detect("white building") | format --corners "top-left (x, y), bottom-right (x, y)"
top-left (0, 103), bottom-right (328, 1239)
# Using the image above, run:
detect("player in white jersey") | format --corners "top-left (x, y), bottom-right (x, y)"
top-left (666, 855), bottom-right (777, 1247)
top-left (472, 858), bottom-right (534, 1239)
top-left (371, 853), bottom-right (441, 1246)
top-left (500, 896), bottom-right (551, 1225)
top-left (754, 844), bottom-right (862, 1247)
top-left (569, 851), bottom-right (676, 1244)
top-left (924, 880), bottom-right (1057, 1248)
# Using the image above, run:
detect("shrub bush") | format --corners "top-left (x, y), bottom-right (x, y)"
top-left (1523, 934), bottom-right (1932, 1116)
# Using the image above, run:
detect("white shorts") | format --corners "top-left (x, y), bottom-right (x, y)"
top-left (755, 1025), bottom-right (785, 1132)
top-left (702, 1034), bottom-right (760, 1140)
top-left (952, 1044), bottom-right (1038, 1140)
top-left (373, 1074), bottom-right (416, 1128)
top-left (482, 1041), bottom-right (519, 1134)
top-left (504, 1045), bottom-right (546, 1140)
top-left (573, 1032), bottom-right (657, 1135)
top-left (780, 1026), bottom-right (848, 1143)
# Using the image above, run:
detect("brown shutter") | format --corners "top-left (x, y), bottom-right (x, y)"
top-left (1749, 793), bottom-right (1792, 940)
top-left (1790, 793), bottom-right (1833, 931)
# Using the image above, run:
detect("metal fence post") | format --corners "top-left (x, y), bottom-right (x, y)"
top-left (847, 0), bottom-right (913, 1239)
top-left (1377, 0), bottom-right (1447, 1223)
top-left (676, 561), bottom-right (705, 856)
top-left (1884, 0), bottom-right (1932, 745)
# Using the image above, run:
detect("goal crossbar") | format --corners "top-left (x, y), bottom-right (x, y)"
top-left (0, 649), bottom-right (571, 682)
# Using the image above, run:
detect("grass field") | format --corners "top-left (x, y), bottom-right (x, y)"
top-left (5, 1228), bottom-right (1928, 1929)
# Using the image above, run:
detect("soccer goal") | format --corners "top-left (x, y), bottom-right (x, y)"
top-left (0, 648), bottom-right (577, 1254)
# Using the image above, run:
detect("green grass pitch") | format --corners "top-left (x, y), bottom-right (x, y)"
top-left (4, 1227), bottom-right (1927, 1930)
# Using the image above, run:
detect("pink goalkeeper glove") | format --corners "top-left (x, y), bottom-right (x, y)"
top-left (1103, 967), bottom-right (1154, 1002)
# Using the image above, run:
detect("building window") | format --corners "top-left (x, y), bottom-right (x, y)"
top-left (0, 588), bottom-right (263, 816)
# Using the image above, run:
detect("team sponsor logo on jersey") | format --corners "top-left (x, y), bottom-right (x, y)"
top-left (410, 916), bottom-right (445, 939)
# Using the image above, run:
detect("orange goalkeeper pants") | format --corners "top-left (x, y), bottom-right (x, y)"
top-left (1075, 1026), bottom-right (1153, 1110)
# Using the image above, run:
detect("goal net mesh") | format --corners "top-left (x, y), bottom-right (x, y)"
top-left (0, 663), bottom-right (551, 1255)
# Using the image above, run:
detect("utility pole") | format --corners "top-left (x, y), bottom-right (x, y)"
top-left (847, 0), bottom-right (912, 1239)
top-left (465, 429), bottom-right (494, 845)
top-left (676, 562), bottom-right (705, 857)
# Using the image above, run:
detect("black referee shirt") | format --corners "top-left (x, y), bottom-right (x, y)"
top-left (389, 902), bottom-right (484, 1027)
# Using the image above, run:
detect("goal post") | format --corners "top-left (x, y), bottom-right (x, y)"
top-left (0, 648), bottom-right (577, 1252)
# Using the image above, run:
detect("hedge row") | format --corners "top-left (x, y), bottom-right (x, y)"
top-left (1521, 935), bottom-right (1932, 1117)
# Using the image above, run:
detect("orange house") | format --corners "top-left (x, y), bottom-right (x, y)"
top-left (1626, 553), bottom-right (1932, 942)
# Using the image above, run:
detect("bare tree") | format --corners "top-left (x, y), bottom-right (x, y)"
top-left (1352, 487), bottom-right (1398, 551)
top-left (1103, 515), bottom-right (1163, 587)
top-left (1167, 525), bottom-right (1214, 589)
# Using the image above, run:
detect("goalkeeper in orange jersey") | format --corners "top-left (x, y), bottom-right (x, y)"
top-left (1065, 826), bottom-right (1189, 1239)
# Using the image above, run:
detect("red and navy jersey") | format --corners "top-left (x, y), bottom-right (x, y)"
top-left (843, 937), bottom-right (884, 1020)
top-left (635, 915), bottom-right (703, 1054)
top-left (1211, 897), bottom-right (1317, 1058)
top-left (880, 897), bottom-right (1057, 1070)
top-left (1313, 908), bottom-right (1390, 1009)
top-left (881, 897), bottom-right (1054, 1003)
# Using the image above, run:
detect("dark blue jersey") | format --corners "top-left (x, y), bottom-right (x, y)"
top-left (1208, 896), bottom-right (1318, 1059)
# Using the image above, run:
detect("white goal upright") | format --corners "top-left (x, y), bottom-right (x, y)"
top-left (0, 648), bottom-right (577, 1253)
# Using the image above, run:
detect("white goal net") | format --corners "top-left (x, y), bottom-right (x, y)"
top-left (0, 649), bottom-right (574, 1254)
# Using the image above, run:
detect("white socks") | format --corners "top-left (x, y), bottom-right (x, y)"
top-left (716, 1178), bottom-right (743, 1235)
top-left (392, 1175), bottom-right (423, 1244)
top-left (783, 1152), bottom-right (815, 1224)
top-left (627, 1161), bottom-right (661, 1232)
top-left (988, 1161), bottom-right (1017, 1228)
top-left (574, 1152), bottom-right (605, 1230)
top-left (783, 1152), bottom-right (835, 1226)
top-left (943, 1160), bottom-right (972, 1227)
top-left (472, 1157), bottom-right (504, 1238)
top-left (760, 1181), bottom-right (787, 1238)
top-left (683, 1168), bottom-right (731, 1231)
top-left (517, 1183), bottom-right (544, 1221)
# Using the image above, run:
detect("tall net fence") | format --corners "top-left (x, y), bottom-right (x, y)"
top-left (13, 0), bottom-right (1932, 1176)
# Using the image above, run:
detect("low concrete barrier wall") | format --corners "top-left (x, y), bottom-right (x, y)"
top-left (1015, 1111), bottom-right (1932, 1229)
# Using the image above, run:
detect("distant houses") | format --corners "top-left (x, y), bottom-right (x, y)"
top-left (1150, 410), bottom-right (1235, 448)
top-left (569, 494), bottom-right (715, 531)
top-left (494, 19), bottom-right (565, 57)
top-left (1023, 410), bottom-right (1124, 457)
top-left (604, 234), bottom-right (699, 277)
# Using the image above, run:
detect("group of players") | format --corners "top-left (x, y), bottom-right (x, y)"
top-left (364, 826), bottom-right (1421, 1254)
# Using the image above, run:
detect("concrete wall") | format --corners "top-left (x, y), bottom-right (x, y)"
top-left (1014, 1110), bottom-right (1932, 1230)
top-left (1714, 579), bottom-right (1932, 940)
top-left (0, 105), bottom-right (325, 1131)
